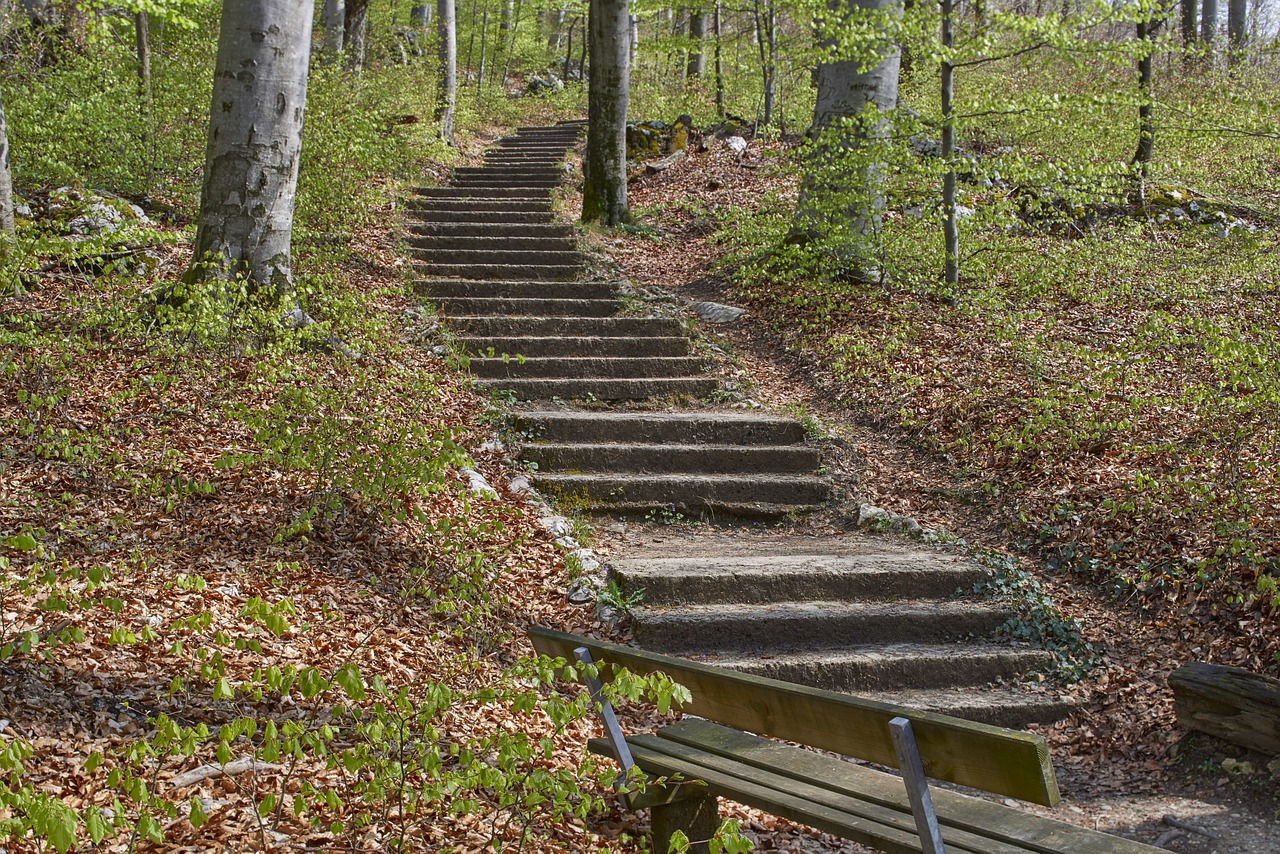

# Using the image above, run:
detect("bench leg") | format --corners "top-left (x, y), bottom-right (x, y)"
top-left (651, 789), bottom-right (719, 854)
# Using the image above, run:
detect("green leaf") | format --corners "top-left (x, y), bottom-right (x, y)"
top-left (188, 796), bottom-right (208, 829)
top-left (83, 806), bottom-right (109, 845)
top-left (84, 751), bottom-right (104, 773)
top-left (4, 533), bottom-right (38, 552)
top-left (333, 663), bottom-right (365, 702)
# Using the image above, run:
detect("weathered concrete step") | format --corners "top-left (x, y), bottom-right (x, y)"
top-left (408, 234), bottom-right (579, 253)
top-left (696, 643), bottom-right (1055, 693)
top-left (409, 249), bottom-right (582, 267)
top-left (406, 198), bottom-right (552, 213)
top-left (415, 263), bottom-right (579, 281)
top-left (429, 296), bottom-right (619, 317)
top-left (609, 552), bottom-right (986, 605)
top-left (629, 601), bottom-right (1011, 654)
top-left (407, 210), bottom-right (555, 224)
top-left (532, 472), bottom-right (829, 509)
top-left (470, 356), bottom-right (704, 379)
top-left (481, 157), bottom-right (567, 166)
top-left (495, 141), bottom-right (577, 150)
top-left (460, 336), bottom-right (691, 357)
top-left (452, 316), bottom-right (684, 337)
top-left (874, 687), bottom-right (1073, 728)
top-left (513, 410), bottom-right (807, 445)
top-left (408, 222), bottom-right (573, 238)
top-left (452, 175), bottom-right (563, 186)
top-left (477, 377), bottom-right (717, 401)
top-left (520, 442), bottom-right (821, 474)
top-left (416, 280), bottom-right (613, 299)
top-left (412, 186), bottom-right (553, 199)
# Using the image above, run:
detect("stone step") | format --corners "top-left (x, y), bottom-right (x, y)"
top-left (452, 316), bottom-right (684, 337)
top-left (495, 141), bottom-right (576, 150)
top-left (453, 164), bottom-right (564, 174)
top-left (413, 186), bottom-right (554, 199)
top-left (460, 335), bottom-right (691, 357)
top-left (875, 687), bottom-right (1073, 728)
top-left (415, 263), bottom-right (580, 281)
top-left (409, 248), bottom-right (582, 267)
top-left (470, 356), bottom-right (705, 379)
top-left (481, 156), bottom-right (568, 166)
top-left (629, 600), bottom-right (1012, 655)
top-left (512, 410), bottom-right (807, 445)
top-left (452, 175), bottom-right (563, 187)
top-left (477, 376), bottom-right (717, 401)
top-left (429, 296), bottom-right (620, 317)
top-left (408, 234), bottom-right (580, 253)
top-left (407, 210), bottom-right (555, 224)
top-left (408, 222), bottom-right (574, 238)
top-left (406, 198), bottom-right (552, 213)
top-left (609, 552), bottom-right (986, 606)
top-left (416, 280), bottom-right (614, 299)
top-left (694, 643), bottom-right (1054, 694)
top-left (520, 442), bottom-right (821, 474)
top-left (532, 471), bottom-right (830, 510)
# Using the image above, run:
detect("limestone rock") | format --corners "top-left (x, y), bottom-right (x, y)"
top-left (691, 301), bottom-right (745, 323)
top-left (725, 136), bottom-right (748, 154)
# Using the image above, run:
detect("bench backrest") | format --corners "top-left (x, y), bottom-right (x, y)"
top-left (529, 626), bottom-right (1060, 807)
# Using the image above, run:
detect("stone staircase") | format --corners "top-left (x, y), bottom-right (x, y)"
top-left (407, 122), bottom-right (1070, 727)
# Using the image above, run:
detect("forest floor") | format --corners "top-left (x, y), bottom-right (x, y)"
top-left (587, 134), bottom-right (1280, 852)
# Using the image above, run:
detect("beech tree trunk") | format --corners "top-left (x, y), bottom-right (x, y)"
top-left (687, 8), bottom-right (705, 78)
top-left (0, 89), bottom-right (14, 235)
top-left (187, 0), bottom-right (314, 296)
top-left (345, 0), bottom-right (368, 70)
top-left (134, 12), bottom-right (150, 93)
top-left (1180, 0), bottom-right (1196, 45)
top-left (582, 0), bottom-right (630, 226)
top-left (1227, 0), bottom-right (1246, 60)
top-left (792, 0), bottom-right (901, 274)
top-left (1134, 18), bottom-right (1156, 174)
top-left (436, 0), bottom-right (456, 143)
top-left (1201, 0), bottom-right (1217, 43)
top-left (322, 0), bottom-right (345, 59)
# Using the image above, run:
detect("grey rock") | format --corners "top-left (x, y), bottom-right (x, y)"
top-left (858, 504), bottom-right (892, 527)
top-left (566, 577), bottom-right (598, 606)
top-left (955, 205), bottom-right (975, 219)
top-left (725, 136), bottom-right (748, 154)
top-left (691, 301), bottom-right (745, 323)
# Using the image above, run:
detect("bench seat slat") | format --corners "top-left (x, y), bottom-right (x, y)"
top-left (655, 720), bottom-right (1158, 854)
top-left (529, 625), bottom-right (1059, 805)
top-left (598, 737), bottom-right (942, 854)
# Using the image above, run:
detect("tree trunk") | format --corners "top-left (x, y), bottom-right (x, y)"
top-left (1170, 663), bottom-right (1280, 756)
top-left (187, 0), bottom-right (314, 297)
top-left (134, 12), bottom-right (150, 93)
top-left (941, 0), bottom-right (957, 287)
top-left (1201, 0), bottom-right (1217, 43)
top-left (687, 8), bottom-right (705, 78)
top-left (500, 0), bottom-right (513, 30)
top-left (582, 0), bottom-right (630, 226)
top-left (410, 4), bottom-right (431, 27)
top-left (501, 0), bottom-right (523, 85)
top-left (477, 9), bottom-right (489, 94)
top-left (792, 0), bottom-right (901, 276)
top-left (322, 0), bottom-right (345, 59)
top-left (345, 0), bottom-right (368, 70)
top-left (1180, 0), bottom-right (1196, 45)
top-left (436, 0), bottom-right (456, 143)
top-left (713, 1), bottom-right (724, 116)
top-left (753, 0), bottom-right (776, 127)
top-left (628, 13), bottom-right (638, 66)
top-left (1227, 0), bottom-right (1246, 61)
top-left (1133, 18), bottom-right (1155, 176)
top-left (0, 89), bottom-right (14, 236)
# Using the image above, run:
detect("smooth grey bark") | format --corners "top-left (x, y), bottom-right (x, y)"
top-left (713, 1), bottom-right (724, 115)
top-left (322, 0), bottom-right (345, 58)
top-left (501, 0), bottom-right (523, 85)
top-left (792, 0), bottom-right (901, 273)
top-left (134, 12), bottom-right (151, 93)
top-left (410, 4), bottom-right (431, 26)
top-left (628, 13), bottom-right (638, 65)
top-left (345, 0), bottom-right (368, 69)
top-left (582, 0), bottom-right (630, 226)
top-left (687, 7), bottom-right (705, 77)
top-left (1134, 18), bottom-right (1157, 177)
top-left (0, 88), bottom-right (14, 235)
top-left (1201, 0), bottom-right (1217, 43)
top-left (436, 0), bottom-right (456, 143)
top-left (187, 0), bottom-right (314, 296)
top-left (1181, 0), bottom-right (1196, 44)
top-left (752, 0), bottom-right (776, 126)
top-left (941, 0), bottom-right (956, 287)
top-left (477, 9), bottom-right (489, 93)
top-left (1227, 0), bottom-right (1246, 59)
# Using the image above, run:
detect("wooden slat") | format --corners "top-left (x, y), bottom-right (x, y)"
top-left (623, 734), bottom-right (1035, 854)
top-left (598, 737), bottom-right (936, 854)
top-left (529, 626), bottom-right (1060, 805)
top-left (656, 720), bottom-right (1160, 854)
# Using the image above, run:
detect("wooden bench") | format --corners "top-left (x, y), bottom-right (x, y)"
top-left (530, 626), bottom-right (1160, 854)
